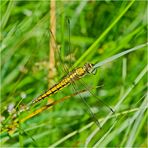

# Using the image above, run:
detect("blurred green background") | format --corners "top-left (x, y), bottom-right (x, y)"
top-left (1, 0), bottom-right (147, 147)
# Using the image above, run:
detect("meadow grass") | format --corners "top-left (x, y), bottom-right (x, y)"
top-left (0, 0), bottom-right (147, 147)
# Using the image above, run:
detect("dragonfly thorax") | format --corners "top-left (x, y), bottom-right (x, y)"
top-left (75, 68), bottom-right (85, 77)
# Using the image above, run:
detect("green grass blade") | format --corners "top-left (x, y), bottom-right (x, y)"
top-left (73, 0), bottom-right (136, 68)
top-left (93, 42), bottom-right (147, 69)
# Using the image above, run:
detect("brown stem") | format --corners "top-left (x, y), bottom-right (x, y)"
top-left (49, 0), bottom-right (56, 86)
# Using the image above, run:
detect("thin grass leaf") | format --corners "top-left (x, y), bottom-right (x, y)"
top-left (93, 43), bottom-right (147, 69)
top-left (73, 0), bottom-right (136, 68)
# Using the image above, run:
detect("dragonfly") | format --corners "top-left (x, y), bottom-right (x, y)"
top-left (27, 19), bottom-right (114, 128)
top-left (31, 63), bottom-right (96, 104)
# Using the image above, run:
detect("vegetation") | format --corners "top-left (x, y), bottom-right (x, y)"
top-left (1, 0), bottom-right (147, 147)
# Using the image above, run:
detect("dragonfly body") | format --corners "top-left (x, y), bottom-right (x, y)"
top-left (32, 63), bottom-right (94, 104)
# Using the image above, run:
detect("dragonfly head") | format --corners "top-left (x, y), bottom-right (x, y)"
top-left (84, 63), bottom-right (97, 74)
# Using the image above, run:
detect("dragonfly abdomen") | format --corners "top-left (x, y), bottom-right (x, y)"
top-left (32, 79), bottom-right (71, 104)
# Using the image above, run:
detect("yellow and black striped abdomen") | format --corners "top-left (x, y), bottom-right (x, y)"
top-left (32, 78), bottom-right (71, 104)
